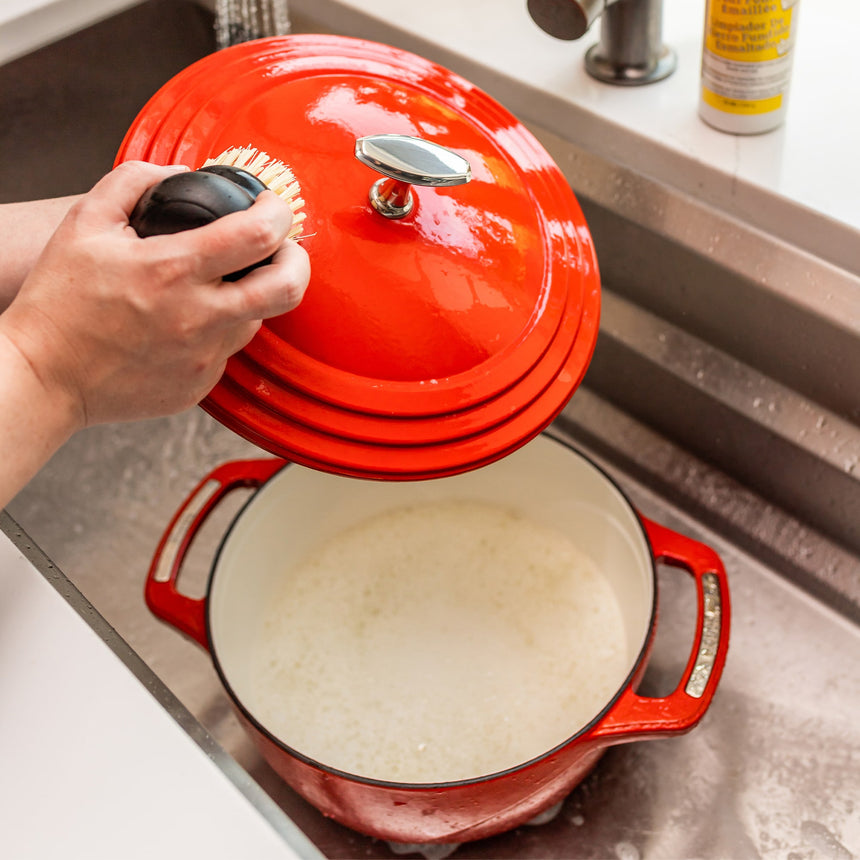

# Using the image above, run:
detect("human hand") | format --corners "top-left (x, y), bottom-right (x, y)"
top-left (0, 160), bottom-right (310, 429)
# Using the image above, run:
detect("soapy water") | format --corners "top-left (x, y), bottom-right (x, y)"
top-left (248, 499), bottom-right (630, 783)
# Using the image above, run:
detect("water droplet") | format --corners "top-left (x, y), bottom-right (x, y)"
top-left (615, 841), bottom-right (640, 860)
top-left (800, 820), bottom-right (852, 860)
top-left (526, 801), bottom-right (564, 826)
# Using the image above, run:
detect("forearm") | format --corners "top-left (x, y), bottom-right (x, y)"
top-left (0, 197), bottom-right (80, 312)
top-left (0, 330), bottom-right (81, 509)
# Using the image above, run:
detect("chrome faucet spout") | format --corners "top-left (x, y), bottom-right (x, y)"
top-left (526, 0), bottom-right (606, 40)
top-left (527, 0), bottom-right (676, 85)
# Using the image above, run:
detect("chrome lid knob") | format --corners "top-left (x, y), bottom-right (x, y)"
top-left (354, 134), bottom-right (472, 219)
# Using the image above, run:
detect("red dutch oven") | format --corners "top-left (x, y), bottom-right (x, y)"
top-left (127, 34), bottom-right (730, 845)
top-left (146, 433), bottom-right (730, 845)
top-left (116, 34), bottom-right (600, 480)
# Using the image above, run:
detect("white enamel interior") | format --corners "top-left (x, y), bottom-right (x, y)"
top-left (207, 434), bottom-right (655, 748)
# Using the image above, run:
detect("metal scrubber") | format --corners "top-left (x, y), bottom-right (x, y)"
top-left (214, 0), bottom-right (291, 49)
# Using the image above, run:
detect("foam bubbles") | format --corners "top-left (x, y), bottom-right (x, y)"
top-left (247, 500), bottom-right (628, 783)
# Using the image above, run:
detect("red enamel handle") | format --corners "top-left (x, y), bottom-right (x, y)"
top-left (144, 458), bottom-right (286, 649)
top-left (590, 517), bottom-right (730, 744)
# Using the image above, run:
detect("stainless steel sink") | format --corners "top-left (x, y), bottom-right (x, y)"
top-left (8, 395), bottom-right (859, 860)
top-left (2, 3), bottom-right (859, 858)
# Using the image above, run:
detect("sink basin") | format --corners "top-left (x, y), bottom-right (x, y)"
top-left (2, 2), bottom-right (859, 858)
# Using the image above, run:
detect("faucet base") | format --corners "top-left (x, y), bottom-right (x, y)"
top-left (585, 42), bottom-right (676, 85)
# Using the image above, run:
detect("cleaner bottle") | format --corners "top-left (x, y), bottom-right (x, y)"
top-left (699, 0), bottom-right (800, 134)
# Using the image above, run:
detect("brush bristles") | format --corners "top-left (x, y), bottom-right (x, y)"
top-left (204, 146), bottom-right (306, 240)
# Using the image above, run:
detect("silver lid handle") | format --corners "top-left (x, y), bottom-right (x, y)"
top-left (354, 134), bottom-right (471, 219)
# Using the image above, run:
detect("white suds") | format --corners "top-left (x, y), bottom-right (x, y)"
top-left (248, 500), bottom-right (629, 783)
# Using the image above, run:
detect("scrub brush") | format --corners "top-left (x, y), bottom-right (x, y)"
top-left (202, 146), bottom-right (305, 240)
top-left (129, 146), bottom-right (306, 281)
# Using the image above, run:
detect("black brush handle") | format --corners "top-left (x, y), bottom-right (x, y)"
top-left (129, 166), bottom-right (271, 281)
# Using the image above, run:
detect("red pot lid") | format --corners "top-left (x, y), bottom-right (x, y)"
top-left (116, 35), bottom-right (600, 479)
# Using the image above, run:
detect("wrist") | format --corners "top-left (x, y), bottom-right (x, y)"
top-left (0, 324), bottom-right (83, 508)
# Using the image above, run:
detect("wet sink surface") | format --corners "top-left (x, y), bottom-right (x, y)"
top-left (2, 2), bottom-right (859, 858)
top-left (8, 398), bottom-right (860, 860)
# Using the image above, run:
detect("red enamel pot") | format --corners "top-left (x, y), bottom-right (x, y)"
top-left (116, 34), bottom-right (600, 480)
top-left (146, 433), bottom-right (730, 845)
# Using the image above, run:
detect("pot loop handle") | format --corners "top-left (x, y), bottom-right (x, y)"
top-left (145, 458), bottom-right (286, 649)
top-left (590, 517), bottom-right (731, 744)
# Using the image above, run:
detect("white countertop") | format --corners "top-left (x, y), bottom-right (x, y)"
top-left (0, 526), bottom-right (317, 860)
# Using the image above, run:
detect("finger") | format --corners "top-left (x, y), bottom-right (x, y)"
top-left (186, 357), bottom-right (231, 407)
top-left (71, 162), bottom-right (190, 230)
top-left (223, 319), bottom-right (264, 357)
top-left (167, 190), bottom-right (294, 284)
top-left (209, 240), bottom-right (311, 322)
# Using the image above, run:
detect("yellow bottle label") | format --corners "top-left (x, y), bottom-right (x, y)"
top-left (701, 88), bottom-right (783, 116)
top-left (701, 0), bottom-right (797, 116)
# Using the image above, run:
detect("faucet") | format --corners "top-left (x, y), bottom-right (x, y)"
top-left (527, 0), bottom-right (676, 85)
